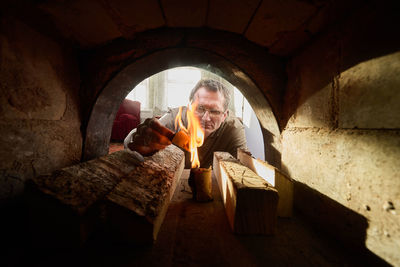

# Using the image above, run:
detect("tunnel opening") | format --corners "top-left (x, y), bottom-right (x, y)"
top-left (108, 66), bottom-right (266, 161)
top-left (83, 48), bottom-right (281, 168)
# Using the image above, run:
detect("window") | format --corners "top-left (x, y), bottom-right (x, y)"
top-left (126, 79), bottom-right (149, 109)
top-left (166, 67), bottom-right (201, 108)
top-left (233, 87), bottom-right (252, 128)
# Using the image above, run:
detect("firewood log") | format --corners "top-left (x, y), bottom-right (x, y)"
top-left (28, 145), bottom-right (184, 246)
top-left (28, 149), bottom-right (142, 247)
top-left (237, 149), bottom-right (293, 217)
top-left (104, 145), bottom-right (185, 243)
top-left (213, 152), bottom-right (279, 235)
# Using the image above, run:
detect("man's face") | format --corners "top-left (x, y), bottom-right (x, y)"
top-left (193, 87), bottom-right (228, 138)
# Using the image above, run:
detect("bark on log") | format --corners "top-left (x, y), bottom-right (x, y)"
top-left (28, 149), bottom-right (142, 247)
top-left (31, 151), bottom-right (139, 215)
top-left (213, 152), bottom-right (279, 235)
top-left (104, 145), bottom-right (185, 243)
top-left (237, 149), bottom-right (293, 217)
top-left (28, 146), bottom-right (184, 246)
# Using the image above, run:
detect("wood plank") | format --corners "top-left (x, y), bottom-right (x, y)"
top-left (104, 145), bottom-right (185, 243)
top-left (237, 149), bottom-right (294, 217)
top-left (213, 152), bottom-right (278, 235)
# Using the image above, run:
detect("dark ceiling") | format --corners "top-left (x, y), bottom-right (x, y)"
top-left (2, 0), bottom-right (365, 57)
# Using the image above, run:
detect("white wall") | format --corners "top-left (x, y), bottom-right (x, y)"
top-left (244, 110), bottom-right (265, 161)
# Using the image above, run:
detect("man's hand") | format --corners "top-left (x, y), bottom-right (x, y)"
top-left (128, 118), bottom-right (175, 156)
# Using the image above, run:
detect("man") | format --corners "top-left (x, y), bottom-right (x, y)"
top-left (124, 79), bottom-right (247, 168)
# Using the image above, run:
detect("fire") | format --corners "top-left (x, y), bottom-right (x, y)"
top-left (175, 102), bottom-right (204, 168)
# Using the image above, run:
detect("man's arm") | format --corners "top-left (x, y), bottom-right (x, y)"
top-left (124, 108), bottom-right (183, 155)
top-left (123, 111), bottom-right (174, 150)
top-left (124, 128), bottom-right (136, 149)
top-left (124, 118), bottom-right (174, 155)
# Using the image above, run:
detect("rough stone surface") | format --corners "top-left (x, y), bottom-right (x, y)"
top-left (285, 82), bottom-right (334, 128)
top-left (339, 52), bottom-right (400, 129)
top-left (160, 0), bottom-right (208, 27)
top-left (207, 0), bottom-right (259, 34)
top-left (245, 0), bottom-right (317, 47)
top-left (103, 0), bottom-right (165, 39)
top-left (0, 121), bottom-right (81, 199)
top-left (1, 0), bottom-right (358, 56)
top-left (283, 30), bottom-right (340, 129)
top-left (0, 16), bottom-right (82, 201)
top-left (283, 1), bottom-right (400, 129)
top-left (282, 129), bottom-right (400, 265)
top-left (0, 18), bottom-right (67, 120)
top-left (282, 2), bottom-right (400, 265)
top-left (38, 0), bottom-right (121, 47)
top-left (268, 0), bottom-right (363, 56)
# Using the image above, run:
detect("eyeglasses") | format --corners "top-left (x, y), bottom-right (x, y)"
top-left (195, 105), bottom-right (225, 117)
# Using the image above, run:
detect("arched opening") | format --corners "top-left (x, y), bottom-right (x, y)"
top-left (84, 48), bottom-right (281, 167)
top-left (110, 66), bottom-right (266, 160)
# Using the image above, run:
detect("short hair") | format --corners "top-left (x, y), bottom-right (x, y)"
top-left (189, 79), bottom-right (230, 111)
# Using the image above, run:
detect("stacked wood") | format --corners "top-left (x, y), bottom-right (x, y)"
top-left (213, 152), bottom-right (279, 235)
top-left (28, 145), bottom-right (184, 247)
top-left (237, 149), bottom-right (294, 217)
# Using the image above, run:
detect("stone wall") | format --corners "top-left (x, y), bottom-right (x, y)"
top-left (282, 2), bottom-right (400, 265)
top-left (0, 16), bottom-right (82, 201)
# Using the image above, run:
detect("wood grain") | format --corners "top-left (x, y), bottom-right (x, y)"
top-left (213, 152), bottom-right (278, 235)
top-left (237, 149), bottom-right (293, 217)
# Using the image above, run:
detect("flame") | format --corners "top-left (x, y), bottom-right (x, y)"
top-left (175, 102), bottom-right (204, 168)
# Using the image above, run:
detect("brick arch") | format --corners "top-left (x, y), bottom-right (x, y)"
top-left (83, 47), bottom-right (283, 167)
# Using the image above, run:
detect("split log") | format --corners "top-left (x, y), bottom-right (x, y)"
top-left (213, 152), bottom-right (279, 235)
top-left (103, 145), bottom-right (185, 243)
top-left (237, 149), bottom-right (293, 217)
top-left (27, 149), bottom-right (143, 247)
top-left (27, 145), bottom-right (184, 247)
